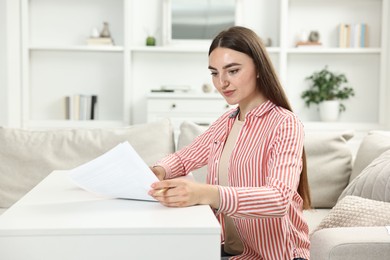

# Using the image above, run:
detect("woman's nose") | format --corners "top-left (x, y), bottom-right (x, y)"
top-left (219, 75), bottom-right (229, 88)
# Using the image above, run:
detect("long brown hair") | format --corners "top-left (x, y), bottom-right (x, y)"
top-left (209, 26), bottom-right (311, 209)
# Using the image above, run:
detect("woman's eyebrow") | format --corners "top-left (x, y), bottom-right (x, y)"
top-left (223, 63), bottom-right (241, 69)
top-left (208, 63), bottom-right (242, 70)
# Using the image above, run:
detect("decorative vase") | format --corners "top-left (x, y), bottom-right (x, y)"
top-left (146, 36), bottom-right (156, 46)
top-left (100, 22), bottom-right (111, 38)
top-left (319, 100), bottom-right (340, 122)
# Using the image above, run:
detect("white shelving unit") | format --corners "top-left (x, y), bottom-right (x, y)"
top-left (17, 0), bottom-right (389, 131)
top-left (21, 0), bottom-right (130, 128)
top-left (143, 0), bottom-right (389, 133)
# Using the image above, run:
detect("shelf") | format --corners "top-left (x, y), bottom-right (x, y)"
top-left (131, 46), bottom-right (281, 54)
top-left (29, 45), bottom-right (124, 52)
top-left (13, 0), bottom-right (388, 130)
top-left (287, 48), bottom-right (382, 54)
top-left (131, 45), bottom-right (209, 53)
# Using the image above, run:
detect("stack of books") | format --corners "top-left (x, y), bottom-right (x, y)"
top-left (65, 95), bottom-right (98, 120)
top-left (86, 37), bottom-right (114, 46)
top-left (339, 23), bottom-right (368, 48)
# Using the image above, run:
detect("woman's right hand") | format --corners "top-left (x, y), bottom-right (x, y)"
top-left (150, 166), bottom-right (166, 181)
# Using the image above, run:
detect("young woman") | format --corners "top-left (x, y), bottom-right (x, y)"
top-left (149, 26), bottom-right (311, 260)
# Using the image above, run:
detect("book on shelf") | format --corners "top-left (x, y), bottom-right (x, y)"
top-left (339, 23), bottom-right (368, 48)
top-left (65, 94), bottom-right (98, 120)
top-left (86, 37), bottom-right (114, 46)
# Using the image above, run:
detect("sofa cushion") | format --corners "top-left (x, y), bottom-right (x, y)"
top-left (350, 131), bottom-right (390, 181)
top-left (305, 131), bottom-right (354, 208)
top-left (339, 149), bottom-right (390, 202)
top-left (314, 195), bottom-right (390, 232)
top-left (177, 121), bottom-right (208, 183)
top-left (0, 119), bottom-right (174, 208)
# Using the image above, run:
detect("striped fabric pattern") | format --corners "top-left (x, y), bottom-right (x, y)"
top-left (157, 101), bottom-right (310, 260)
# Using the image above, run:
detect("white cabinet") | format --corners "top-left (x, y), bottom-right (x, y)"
top-left (15, 0), bottom-right (390, 130)
top-left (147, 93), bottom-right (232, 134)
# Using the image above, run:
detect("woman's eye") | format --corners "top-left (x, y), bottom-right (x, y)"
top-left (210, 71), bottom-right (218, 76)
top-left (229, 69), bottom-right (239, 75)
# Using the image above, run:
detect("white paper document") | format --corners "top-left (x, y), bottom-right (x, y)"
top-left (68, 142), bottom-right (159, 201)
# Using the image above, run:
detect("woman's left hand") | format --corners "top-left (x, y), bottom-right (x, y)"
top-left (148, 179), bottom-right (220, 208)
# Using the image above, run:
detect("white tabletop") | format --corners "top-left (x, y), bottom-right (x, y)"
top-left (0, 171), bottom-right (221, 260)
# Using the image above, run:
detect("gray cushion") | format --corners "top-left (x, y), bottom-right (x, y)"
top-left (0, 119), bottom-right (174, 208)
top-left (350, 131), bottom-right (390, 181)
top-left (339, 149), bottom-right (390, 202)
top-left (305, 131), bottom-right (354, 208)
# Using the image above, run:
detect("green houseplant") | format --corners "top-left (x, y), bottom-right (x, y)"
top-left (301, 66), bottom-right (355, 121)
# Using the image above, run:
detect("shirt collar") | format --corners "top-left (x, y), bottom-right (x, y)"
top-left (229, 100), bottom-right (275, 119)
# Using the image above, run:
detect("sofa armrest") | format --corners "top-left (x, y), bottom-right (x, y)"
top-left (310, 226), bottom-right (390, 260)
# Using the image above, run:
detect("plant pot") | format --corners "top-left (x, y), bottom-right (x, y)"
top-left (319, 100), bottom-right (340, 122)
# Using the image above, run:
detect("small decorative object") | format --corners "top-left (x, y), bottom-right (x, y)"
top-left (265, 38), bottom-right (272, 47)
top-left (202, 83), bottom-right (212, 93)
top-left (90, 27), bottom-right (100, 38)
top-left (296, 30), bottom-right (322, 48)
top-left (146, 36), bottom-right (156, 46)
top-left (100, 22), bottom-right (111, 38)
top-left (86, 22), bottom-right (114, 46)
top-left (297, 30), bottom-right (309, 42)
top-left (301, 66), bottom-right (355, 121)
top-left (144, 27), bottom-right (160, 46)
top-left (308, 31), bottom-right (320, 42)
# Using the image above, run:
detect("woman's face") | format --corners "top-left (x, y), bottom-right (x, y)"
top-left (208, 47), bottom-right (260, 106)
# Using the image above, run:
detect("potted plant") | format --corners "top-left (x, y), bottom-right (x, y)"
top-left (301, 66), bottom-right (355, 121)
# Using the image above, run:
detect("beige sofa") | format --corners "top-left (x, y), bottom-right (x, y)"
top-left (1, 119), bottom-right (390, 259)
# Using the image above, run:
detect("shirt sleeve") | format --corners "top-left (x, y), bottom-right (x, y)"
top-left (217, 115), bottom-right (304, 218)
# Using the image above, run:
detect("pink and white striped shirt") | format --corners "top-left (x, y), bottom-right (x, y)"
top-left (157, 100), bottom-right (310, 260)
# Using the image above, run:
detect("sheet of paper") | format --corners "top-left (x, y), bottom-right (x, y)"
top-left (68, 142), bottom-right (159, 201)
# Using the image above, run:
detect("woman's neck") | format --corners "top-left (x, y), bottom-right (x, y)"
top-left (238, 94), bottom-right (267, 121)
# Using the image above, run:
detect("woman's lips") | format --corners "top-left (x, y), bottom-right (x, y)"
top-left (223, 90), bottom-right (235, 97)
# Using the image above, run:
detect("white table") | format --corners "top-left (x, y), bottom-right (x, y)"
top-left (0, 171), bottom-right (221, 260)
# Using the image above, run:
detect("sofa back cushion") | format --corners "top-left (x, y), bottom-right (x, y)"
top-left (305, 131), bottom-right (354, 208)
top-left (339, 149), bottom-right (390, 202)
top-left (350, 131), bottom-right (390, 181)
top-left (177, 121), bottom-right (208, 183)
top-left (0, 120), bottom-right (174, 208)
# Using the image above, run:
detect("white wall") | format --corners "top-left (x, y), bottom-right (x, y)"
top-left (0, 0), bottom-right (7, 126)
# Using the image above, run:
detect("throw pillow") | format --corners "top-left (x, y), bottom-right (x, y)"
top-left (177, 121), bottom-right (208, 150)
top-left (304, 131), bottom-right (354, 208)
top-left (177, 121), bottom-right (208, 183)
top-left (350, 131), bottom-right (390, 181)
top-left (0, 119), bottom-right (175, 208)
top-left (314, 195), bottom-right (390, 232)
top-left (339, 149), bottom-right (390, 202)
